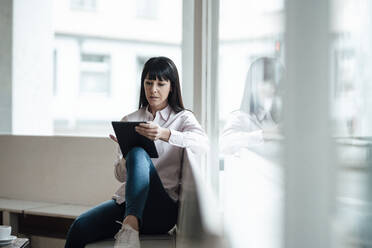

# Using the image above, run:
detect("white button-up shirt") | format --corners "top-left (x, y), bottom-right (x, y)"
top-left (220, 109), bottom-right (278, 155)
top-left (112, 105), bottom-right (208, 204)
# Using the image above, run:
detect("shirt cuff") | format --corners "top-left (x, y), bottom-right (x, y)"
top-left (168, 129), bottom-right (184, 147)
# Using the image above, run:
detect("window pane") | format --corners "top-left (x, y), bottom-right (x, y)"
top-left (9, 0), bottom-right (182, 137)
top-left (79, 54), bottom-right (111, 97)
top-left (331, 0), bottom-right (372, 246)
top-left (218, 0), bottom-right (285, 247)
top-left (70, 0), bottom-right (97, 11)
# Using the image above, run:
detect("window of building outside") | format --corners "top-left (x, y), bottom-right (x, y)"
top-left (79, 54), bottom-right (111, 97)
top-left (49, 0), bottom-right (182, 136)
top-left (71, 0), bottom-right (97, 11)
top-left (53, 49), bottom-right (58, 96)
top-left (136, 0), bottom-right (158, 20)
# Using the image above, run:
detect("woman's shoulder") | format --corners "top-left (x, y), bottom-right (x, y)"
top-left (172, 108), bottom-right (196, 121)
top-left (120, 107), bottom-right (146, 121)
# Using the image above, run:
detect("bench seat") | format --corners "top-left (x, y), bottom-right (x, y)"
top-left (0, 198), bottom-right (175, 248)
top-left (0, 198), bottom-right (58, 214)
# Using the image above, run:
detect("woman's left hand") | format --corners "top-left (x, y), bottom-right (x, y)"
top-left (135, 122), bottom-right (170, 141)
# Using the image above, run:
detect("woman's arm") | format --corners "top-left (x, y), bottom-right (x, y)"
top-left (113, 147), bottom-right (127, 183)
top-left (134, 111), bottom-right (209, 154)
top-left (167, 111), bottom-right (209, 154)
top-left (220, 112), bottom-right (264, 155)
top-left (111, 116), bottom-right (128, 183)
top-left (220, 130), bottom-right (264, 155)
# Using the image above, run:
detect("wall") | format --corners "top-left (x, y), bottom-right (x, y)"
top-left (0, 135), bottom-right (121, 206)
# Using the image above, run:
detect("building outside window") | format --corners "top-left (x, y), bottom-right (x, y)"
top-left (79, 54), bottom-right (111, 97)
top-left (50, 0), bottom-right (182, 137)
top-left (71, 0), bottom-right (97, 11)
top-left (136, 0), bottom-right (158, 20)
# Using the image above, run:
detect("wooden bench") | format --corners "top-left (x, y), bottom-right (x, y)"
top-left (0, 147), bottom-right (222, 248)
top-left (0, 198), bottom-right (175, 247)
top-left (0, 198), bottom-right (92, 235)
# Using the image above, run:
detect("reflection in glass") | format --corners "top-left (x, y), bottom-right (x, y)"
top-left (218, 1), bottom-right (285, 247)
top-left (220, 57), bottom-right (284, 155)
top-left (331, 0), bottom-right (372, 247)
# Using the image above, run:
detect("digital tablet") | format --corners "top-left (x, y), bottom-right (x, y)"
top-left (112, 121), bottom-right (159, 158)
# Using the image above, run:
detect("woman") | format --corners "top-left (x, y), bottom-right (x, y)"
top-left (220, 57), bottom-right (284, 155)
top-left (65, 57), bottom-right (208, 248)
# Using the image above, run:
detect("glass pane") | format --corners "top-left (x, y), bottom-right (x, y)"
top-left (331, 0), bottom-right (372, 246)
top-left (49, 0), bottom-right (183, 136)
top-left (218, 0), bottom-right (285, 247)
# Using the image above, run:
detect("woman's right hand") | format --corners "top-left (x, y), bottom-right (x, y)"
top-left (109, 134), bottom-right (118, 143)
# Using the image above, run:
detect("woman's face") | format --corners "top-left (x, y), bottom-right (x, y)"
top-left (256, 80), bottom-right (276, 111)
top-left (144, 76), bottom-right (171, 111)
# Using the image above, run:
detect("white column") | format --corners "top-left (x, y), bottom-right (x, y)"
top-left (284, 0), bottom-right (334, 248)
top-left (12, 0), bottom-right (54, 135)
top-left (205, 0), bottom-right (220, 196)
top-left (0, 0), bottom-right (13, 133)
top-left (192, 0), bottom-right (206, 124)
top-left (182, 0), bottom-right (194, 111)
top-left (187, 0), bottom-right (220, 194)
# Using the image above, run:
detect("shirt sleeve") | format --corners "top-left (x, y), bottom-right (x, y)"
top-left (168, 111), bottom-right (209, 154)
top-left (113, 116), bottom-right (128, 183)
top-left (220, 111), bottom-right (264, 155)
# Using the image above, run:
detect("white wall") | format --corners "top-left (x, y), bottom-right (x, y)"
top-left (0, 135), bottom-right (121, 206)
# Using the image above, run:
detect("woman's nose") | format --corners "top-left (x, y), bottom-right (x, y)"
top-left (151, 85), bottom-right (158, 93)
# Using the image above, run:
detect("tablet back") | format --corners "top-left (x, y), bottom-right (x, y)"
top-left (112, 121), bottom-right (159, 158)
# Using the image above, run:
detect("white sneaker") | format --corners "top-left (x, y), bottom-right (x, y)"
top-left (114, 223), bottom-right (140, 248)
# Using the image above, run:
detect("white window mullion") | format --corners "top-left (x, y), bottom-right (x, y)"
top-left (205, 0), bottom-right (220, 195)
top-left (284, 0), bottom-right (335, 248)
top-left (186, 0), bottom-right (220, 195)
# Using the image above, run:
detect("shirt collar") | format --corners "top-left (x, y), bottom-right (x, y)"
top-left (145, 104), bottom-right (172, 121)
top-left (256, 108), bottom-right (268, 122)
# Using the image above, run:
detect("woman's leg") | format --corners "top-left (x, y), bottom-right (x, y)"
top-left (140, 158), bottom-right (179, 234)
top-left (65, 199), bottom-right (126, 248)
top-left (124, 147), bottom-right (179, 234)
top-left (124, 147), bottom-right (152, 227)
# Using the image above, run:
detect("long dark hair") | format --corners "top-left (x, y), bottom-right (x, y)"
top-left (138, 56), bottom-right (185, 113)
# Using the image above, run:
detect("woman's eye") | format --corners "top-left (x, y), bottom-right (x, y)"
top-left (159, 83), bottom-right (165, 86)
top-left (145, 82), bottom-right (152, 86)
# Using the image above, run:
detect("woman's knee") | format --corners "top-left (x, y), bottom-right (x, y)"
top-left (68, 216), bottom-right (83, 236)
top-left (65, 216), bottom-right (94, 248)
top-left (126, 147), bottom-right (150, 167)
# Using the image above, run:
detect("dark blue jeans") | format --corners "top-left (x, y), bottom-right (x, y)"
top-left (65, 147), bottom-right (179, 248)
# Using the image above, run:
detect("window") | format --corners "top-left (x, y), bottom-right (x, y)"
top-left (53, 49), bottom-right (58, 96)
top-left (1, 1), bottom-right (182, 136)
top-left (217, 1), bottom-right (285, 247)
top-left (331, 1), bottom-right (372, 246)
top-left (136, 0), bottom-right (158, 20)
top-left (50, 0), bottom-right (182, 137)
top-left (71, 0), bottom-right (96, 11)
top-left (79, 54), bottom-right (111, 97)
